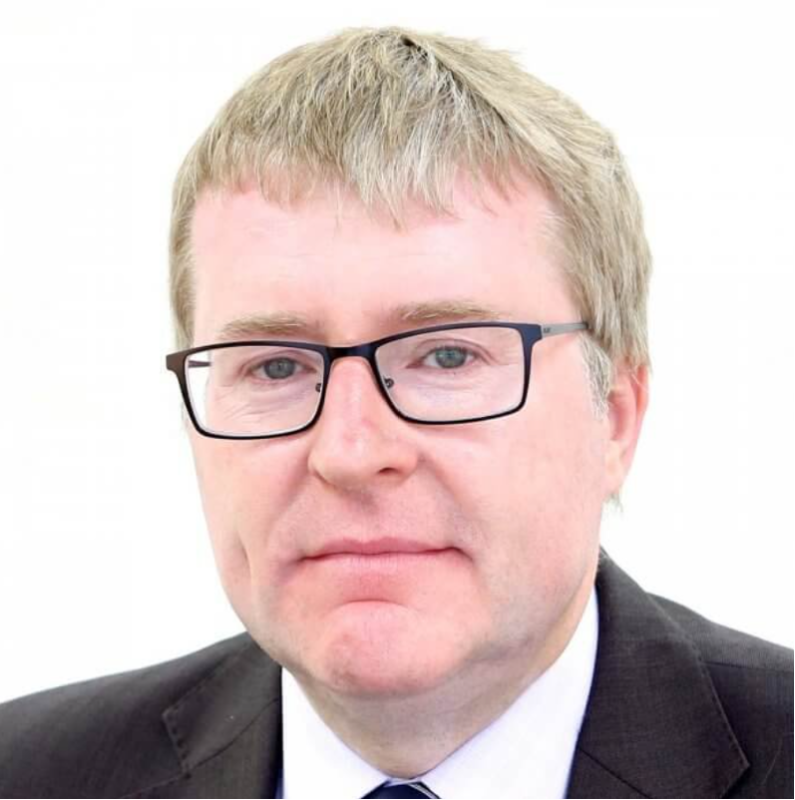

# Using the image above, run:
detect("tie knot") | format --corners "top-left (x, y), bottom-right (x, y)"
top-left (362, 780), bottom-right (439, 798)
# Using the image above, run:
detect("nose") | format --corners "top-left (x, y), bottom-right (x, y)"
top-left (306, 357), bottom-right (420, 491)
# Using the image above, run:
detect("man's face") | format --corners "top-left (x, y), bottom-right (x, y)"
top-left (188, 176), bottom-right (611, 701)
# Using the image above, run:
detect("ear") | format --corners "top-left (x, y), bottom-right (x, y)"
top-left (604, 362), bottom-right (649, 497)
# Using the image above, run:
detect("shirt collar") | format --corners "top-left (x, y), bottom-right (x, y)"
top-left (281, 588), bottom-right (598, 799)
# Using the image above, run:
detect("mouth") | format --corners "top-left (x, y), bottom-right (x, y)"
top-left (306, 536), bottom-right (449, 559)
top-left (294, 537), bottom-right (464, 603)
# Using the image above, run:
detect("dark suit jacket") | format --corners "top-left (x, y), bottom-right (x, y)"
top-left (0, 555), bottom-right (791, 798)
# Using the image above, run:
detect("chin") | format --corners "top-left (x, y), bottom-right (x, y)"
top-left (322, 650), bottom-right (449, 699)
top-left (306, 605), bottom-right (465, 699)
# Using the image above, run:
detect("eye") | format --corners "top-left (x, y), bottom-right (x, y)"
top-left (420, 345), bottom-right (474, 370)
top-left (253, 356), bottom-right (301, 380)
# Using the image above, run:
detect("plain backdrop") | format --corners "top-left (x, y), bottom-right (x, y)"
top-left (0, 0), bottom-right (792, 703)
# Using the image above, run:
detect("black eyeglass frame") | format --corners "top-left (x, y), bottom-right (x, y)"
top-left (165, 321), bottom-right (589, 440)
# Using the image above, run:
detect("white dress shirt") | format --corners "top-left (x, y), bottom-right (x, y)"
top-left (279, 589), bottom-right (598, 799)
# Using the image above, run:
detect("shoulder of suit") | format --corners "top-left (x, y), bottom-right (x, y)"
top-left (650, 590), bottom-right (793, 794)
top-left (648, 590), bottom-right (792, 675)
top-left (0, 631), bottom-right (261, 797)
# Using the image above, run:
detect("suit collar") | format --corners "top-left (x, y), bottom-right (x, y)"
top-left (566, 552), bottom-right (749, 798)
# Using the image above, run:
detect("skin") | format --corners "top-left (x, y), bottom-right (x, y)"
top-left (187, 174), bottom-right (648, 776)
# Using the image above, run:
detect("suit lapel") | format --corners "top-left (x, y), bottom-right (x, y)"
top-left (566, 553), bottom-right (749, 798)
top-left (125, 642), bottom-right (283, 798)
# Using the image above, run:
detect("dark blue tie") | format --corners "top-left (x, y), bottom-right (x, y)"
top-left (362, 780), bottom-right (439, 798)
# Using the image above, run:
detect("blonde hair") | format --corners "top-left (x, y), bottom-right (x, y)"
top-left (169, 26), bottom-right (651, 407)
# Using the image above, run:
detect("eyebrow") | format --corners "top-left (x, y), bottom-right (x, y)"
top-left (213, 299), bottom-right (509, 343)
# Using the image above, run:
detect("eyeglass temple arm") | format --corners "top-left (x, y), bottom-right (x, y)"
top-left (540, 322), bottom-right (589, 338)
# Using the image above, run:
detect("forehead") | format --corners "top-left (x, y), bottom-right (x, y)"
top-left (190, 175), bottom-right (573, 346)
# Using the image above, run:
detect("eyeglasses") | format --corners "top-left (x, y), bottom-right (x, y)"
top-left (165, 321), bottom-right (588, 440)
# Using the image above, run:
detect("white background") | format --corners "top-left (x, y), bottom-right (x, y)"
top-left (0, 0), bottom-right (792, 703)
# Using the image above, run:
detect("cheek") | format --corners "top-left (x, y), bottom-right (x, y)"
top-left (188, 436), bottom-right (284, 614)
top-left (469, 398), bottom-right (605, 600)
top-left (190, 435), bottom-right (239, 534)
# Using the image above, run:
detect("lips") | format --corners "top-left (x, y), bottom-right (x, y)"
top-left (307, 537), bottom-right (447, 559)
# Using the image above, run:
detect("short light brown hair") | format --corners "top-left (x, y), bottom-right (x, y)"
top-left (169, 26), bottom-right (651, 407)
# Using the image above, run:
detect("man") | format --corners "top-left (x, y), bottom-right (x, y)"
top-left (0, 25), bottom-right (791, 799)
